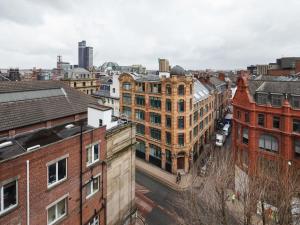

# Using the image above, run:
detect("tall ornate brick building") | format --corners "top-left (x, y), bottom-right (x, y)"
top-left (232, 72), bottom-right (300, 192)
top-left (119, 65), bottom-right (215, 174)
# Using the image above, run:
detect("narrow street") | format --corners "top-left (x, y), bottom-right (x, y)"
top-left (135, 170), bottom-right (183, 225)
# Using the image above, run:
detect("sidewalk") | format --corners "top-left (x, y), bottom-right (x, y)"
top-left (226, 189), bottom-right (263, 225)
top-left (135, 158), bottom-right (193, 191)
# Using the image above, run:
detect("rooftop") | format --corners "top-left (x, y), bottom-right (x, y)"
top-left (193, 79), bottom-right (210, 103)
top-left (0, 119), bottom-right (92, 162)
top-left (0, 81), bottom-right (98, 132)
top-left (248, 79), bottom-right (300, 96)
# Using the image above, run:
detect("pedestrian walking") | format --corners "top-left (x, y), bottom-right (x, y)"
top-left (231, 194), bottom-right (236, 204)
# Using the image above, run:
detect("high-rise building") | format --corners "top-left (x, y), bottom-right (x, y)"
top-left (78, 40), bottom-right (93, 70)
top-left (85, 47), bottom-right (93, 69)
top-left (159, 58), bottom-right (170, 72)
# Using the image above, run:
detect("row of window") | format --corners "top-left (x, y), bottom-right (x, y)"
top-left (0, 143), bottom-right (101, 223)
top-left (237, 111), bottom-right (300, 133)
top-left (240, 127), bottom-right (300, 156)
top-left (136, 140), bottom-right (172, 162)
top-left (256, 93), bottom-right (300, 109)
top-left (136, 124), bottom-right (186, 146)
top-left (123, 82), bottom-right (192, 95)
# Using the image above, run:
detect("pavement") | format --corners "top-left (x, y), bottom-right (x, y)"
top-left (135, 158), bottom-right (194, 191)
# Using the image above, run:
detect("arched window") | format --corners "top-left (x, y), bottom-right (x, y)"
top-left (178, 85), bottom-right (185, 95)
top-left (259, 134), bottom-right (278, 152)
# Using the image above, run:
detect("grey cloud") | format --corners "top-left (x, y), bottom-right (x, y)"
top-left (1, 0), bottom-right (300, 69)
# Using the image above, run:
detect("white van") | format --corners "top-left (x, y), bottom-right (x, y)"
top-left (222, 124), bottom-right (231, 136)
top-left (216, 133), bottom-right (226, 147)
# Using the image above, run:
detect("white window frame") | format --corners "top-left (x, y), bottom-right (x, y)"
top-left (46, 194), bottom-right (68, 225)
top-left (86, 174), bottom-right (101, 199)
top-left (86, 142), bottom-right (100, 167)
top-left (47, 156), bottom-right (68, 188)
top-left (0, 179), bottom-right (18, 215)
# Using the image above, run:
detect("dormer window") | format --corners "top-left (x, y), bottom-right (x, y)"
top-left (257, 93), bottom-right (268, 105)
top-left (291, 95), bottom-right (300, 109)
top-left (271, 94), bottom-right (283, 107)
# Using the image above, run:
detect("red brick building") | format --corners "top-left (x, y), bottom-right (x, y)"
top-left (0, 81), bottom-right (109, 225)
top-left (232, 72), bottom-right (300, 181)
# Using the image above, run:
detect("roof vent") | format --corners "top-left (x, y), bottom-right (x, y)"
top-left (65, 124), bottom-right (75, 129)
top-left (27, 145), bottom-right (40, 151)
top-left (0, 141), bottom-right (13, 149)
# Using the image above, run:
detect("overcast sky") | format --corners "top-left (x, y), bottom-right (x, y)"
top-left (1, 0), bottom-right (300, 70)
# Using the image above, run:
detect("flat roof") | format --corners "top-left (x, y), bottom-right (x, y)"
top-left (0, 119), bottom-right (93, 162)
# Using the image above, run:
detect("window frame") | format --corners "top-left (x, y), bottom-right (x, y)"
top-left (47, 194), bottom-right (68, 225)
top-left (178, 85), bottom-right (185, 95)
top-left (293, 119), bottom-right (300, 133)
top-left (273, 116), bottom-right (280, 129)
top-left (47, 156), bottom-right (68, 189)
top-left (242, 128), bottom-right (249, 145)
top-left (86, 174), bottom-right (101, 199)
top-left (259, 134), bottom-right (279, 153)
top-left (136, 123), bottom-right (145, 135)
top-left (86, 143), bottom-right (100, 167)
top-left (0, 179), bottom-right (18, 215)
top-left (257, 113), bottom-right (265, 127)
top-left (178, 133), bottom-right (185, 146)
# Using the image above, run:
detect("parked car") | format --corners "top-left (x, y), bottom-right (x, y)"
top-left (222, 124), bottom-right (231, 136)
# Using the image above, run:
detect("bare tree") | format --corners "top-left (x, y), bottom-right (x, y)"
top-left (176, 148), bottom-right (300, 225)
top-left (176, 148), bottom-right (236, 225)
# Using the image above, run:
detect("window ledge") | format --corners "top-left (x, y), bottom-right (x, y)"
top-left (86, 160), bottom-right (102, 169)
top-left (86, 190), bottom-right (100, 200)
top-left (48, 214), bottom-right (68, 225)
top-left (0, 204), bottom-right (18, 218)
top-left (47, 177), bottom-right (68, 190)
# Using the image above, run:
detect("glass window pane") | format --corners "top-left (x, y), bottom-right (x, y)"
top-left (94, 144), bottom-right (99, 161)
top-left (48, 205), bottom-right (56, 224)
top-left (3, 181), bottom-right (16, 209)
top-left (93, 178), bottom-right (99, 191)
top-left (58, 159), bottom-right (66, 180)
top-left (87, 147), bottom-right (92, 164)
top-left (265, 137), bottom-right (271, 150)
top-left (57, 199), bottom-right (66, 218)
top-left (259, 137), bottom-right (264, 148)
top-left (48, 164), bottom-right (57, 184)
top-left (86, 182), bottom-right (91, 196)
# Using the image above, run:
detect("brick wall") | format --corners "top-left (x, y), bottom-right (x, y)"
top-left (0, 126), bottom-right (107, 225)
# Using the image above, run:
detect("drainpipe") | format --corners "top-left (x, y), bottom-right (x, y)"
top-left (26, 160), bottom-right (30, 225)
top-left (80, 124), bottom-right (83, 225)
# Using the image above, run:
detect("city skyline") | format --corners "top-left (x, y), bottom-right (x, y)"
top-left (1, 0), bottom-right (300, 70)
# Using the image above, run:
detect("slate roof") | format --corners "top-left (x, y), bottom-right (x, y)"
top-left (248, 80), bottom-right (300, 96)
top-left (0, 119), bottom-right (92, 162)
top-left (209, 76), bottom-right (226, 87)
top-left (193, 79), bottom-right (210, 102)
top-left (255, 75), bottom-right (300, 81)
top-left (0, 81), bottom-right (99, 132)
